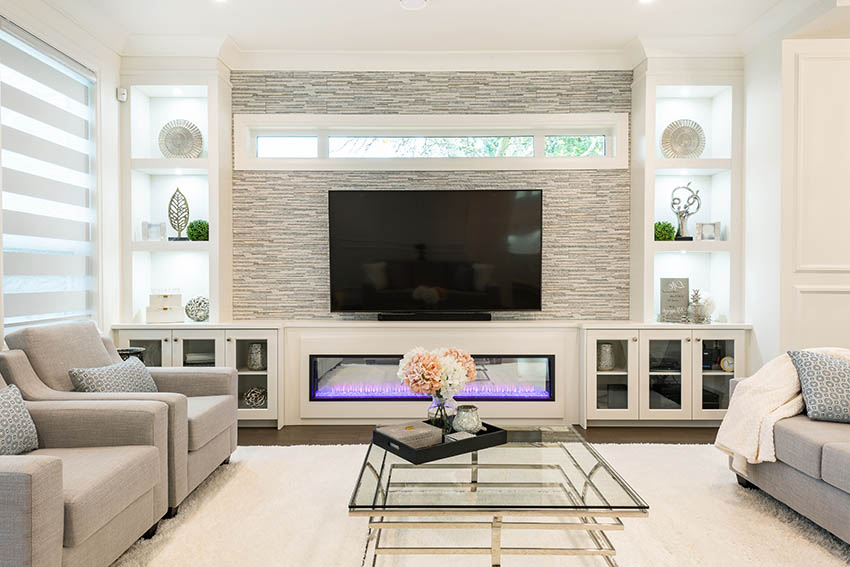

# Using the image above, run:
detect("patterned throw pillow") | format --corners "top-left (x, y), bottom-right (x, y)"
top-left (788, 350), bottom-right (850, 423)
top-left (69, 357), bottom-right (158, 393)
top-left (0, 384), bottom-right (39, 455)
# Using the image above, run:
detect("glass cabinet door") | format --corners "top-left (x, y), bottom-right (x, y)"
top-left (586, 330), bottom-right (639, 420)
top-left (639, 331), bottom-right (693, 419)
top-left (692, 331), bottom-right (744, 419)
top-left (117, 330), bottom-right (173, 367)
top-left (225, 329), bottom-right (278, 420)
top-left (172, 330), bottom-right (225, 367)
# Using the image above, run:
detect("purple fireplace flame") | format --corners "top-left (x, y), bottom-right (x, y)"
top-left (312, 381), bottom-right (551, 400)
top-left (310, 354), bottom-right (555, 401)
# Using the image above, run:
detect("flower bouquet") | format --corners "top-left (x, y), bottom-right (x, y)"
top-left (397, 347), bottom-right (476, 433)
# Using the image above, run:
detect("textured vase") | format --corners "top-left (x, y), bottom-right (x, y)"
top-left (247, 343), bottom-right (267, 371)
top-left (427, 394), bottom-right (457, 434)
top-left (598, 342), bottom-right (616, 371)
top-left (453, 405), bottom-right (482, 434)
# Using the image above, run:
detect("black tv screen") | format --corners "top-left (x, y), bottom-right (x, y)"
top-left (329, 190), bottom-right (542, 312)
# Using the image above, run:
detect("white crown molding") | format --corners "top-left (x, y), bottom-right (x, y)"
top-left (220, 46), bottom-right (633, 71)
top-left (122, 34), bottom-right (229, 58)
top-left (737, 0), bottom-right (834, 53)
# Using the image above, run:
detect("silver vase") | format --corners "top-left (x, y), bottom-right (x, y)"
top-left (453, 405), bottom-right (482, 434)
top-left (597, 342), bottom-right (615, 371)
top-left (247, 343), bottom-right (267, 371)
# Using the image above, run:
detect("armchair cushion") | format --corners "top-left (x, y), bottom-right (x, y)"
top-left (5, 321), bottom-right (113, 392)
top-left (0, 384), bottom-right (38, 455)
top-left (187, 395), bottom-right (236, 451)
top-left (0, 454), bottom-right (64, 566)
top-left (149, 366), bottom-right (238, 398)
top-left (69, 357), bottom-right (158, 393)
top-left (31, 445), bottom-right (159, 547)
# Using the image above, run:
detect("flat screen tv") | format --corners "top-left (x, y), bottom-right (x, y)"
top-left (329, 190), bottom-right (542, 312)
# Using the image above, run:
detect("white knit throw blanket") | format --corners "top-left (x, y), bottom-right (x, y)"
top-left (715, 347), bottom-right (850, 473)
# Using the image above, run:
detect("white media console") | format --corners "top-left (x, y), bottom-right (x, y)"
top-left (113, 320), bottom-right (749, 429)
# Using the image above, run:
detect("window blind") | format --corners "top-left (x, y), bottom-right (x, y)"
top-left (0, 18), bottom-right (97, 330)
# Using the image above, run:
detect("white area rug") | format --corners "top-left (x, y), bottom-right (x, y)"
top-left (113, 444), bottom-right (850, 566)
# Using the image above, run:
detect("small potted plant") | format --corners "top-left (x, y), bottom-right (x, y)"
top-left (654, 221), bottom-right (676, 241)
top-left (187, 219), bottom-right (209, 241)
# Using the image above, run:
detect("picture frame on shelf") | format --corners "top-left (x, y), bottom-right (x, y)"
top-left (695, 222), bottom-right (721, 241)
top-left (141, 221), bottom-right (167, 241)
top-left (659, 277), bottom-right (689, 323)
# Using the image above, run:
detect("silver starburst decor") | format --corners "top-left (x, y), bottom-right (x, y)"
top-left (158, 119), bottom-right (203, 159)
top-left (661, 119), bottom-right (706, 159)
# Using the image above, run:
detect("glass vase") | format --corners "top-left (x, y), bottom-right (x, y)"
top-left (427, 393), bottom-right (457, 434)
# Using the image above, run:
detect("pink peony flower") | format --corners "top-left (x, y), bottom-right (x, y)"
top-left (397, 348), bottom-right (441, 396)
top-left (438, 347), bottom-right (477, 382)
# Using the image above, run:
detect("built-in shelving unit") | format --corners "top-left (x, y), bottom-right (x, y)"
top-left (631, 59), bottom-right (744, 324)
top-left (120, 62), bottom-right (232, 323)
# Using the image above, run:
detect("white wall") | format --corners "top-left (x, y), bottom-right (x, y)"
top-left (742, 0), bottom-right (835, 371)
top-left (743, 40), bottom-right (783, 371)
top-left (0, 0), bottom-right (122, 334)
top-left (780, 37), bottom-right (850, 350)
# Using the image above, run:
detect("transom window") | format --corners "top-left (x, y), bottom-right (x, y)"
top-left (236, 114), bottom-right (628, 171)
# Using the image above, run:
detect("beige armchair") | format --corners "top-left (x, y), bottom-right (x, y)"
top-left (0, 321), bottom-right (238, 517)
top-left (0, 375), bottom-right (168, 567)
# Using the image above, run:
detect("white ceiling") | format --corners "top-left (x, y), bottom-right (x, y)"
top-left (45, 0), bottom-right (790, 54)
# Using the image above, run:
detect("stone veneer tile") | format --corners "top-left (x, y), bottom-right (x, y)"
top-left (232, 170), bottom-right (630, 320)
top-left (231, 70), bottom-right (632, 320)
top-left (231, 71), bottom-right (633, 115)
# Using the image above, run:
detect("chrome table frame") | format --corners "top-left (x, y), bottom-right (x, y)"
top-left (350, 430), bottom-right (648, 567)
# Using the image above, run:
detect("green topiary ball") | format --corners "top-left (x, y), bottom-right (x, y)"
top-left (187, 219), bottom-right (209, 241)
top-left (654, 221), bottom-right (676, 241)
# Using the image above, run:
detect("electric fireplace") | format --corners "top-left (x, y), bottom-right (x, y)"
top-left (309, 354), bottom-right (555, 401)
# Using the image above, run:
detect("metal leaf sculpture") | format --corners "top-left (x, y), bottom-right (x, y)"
top-left (168, 188), bottom-right (190, 238)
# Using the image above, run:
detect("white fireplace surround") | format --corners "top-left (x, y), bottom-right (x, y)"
top-left (285, 321), bottom-right (576, 424)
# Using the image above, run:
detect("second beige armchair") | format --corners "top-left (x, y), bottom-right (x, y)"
top-left (0, 321), bottom-right (238, 517)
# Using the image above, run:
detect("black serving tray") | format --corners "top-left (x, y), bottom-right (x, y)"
top-left (372, 421), bottom-right (507, 465)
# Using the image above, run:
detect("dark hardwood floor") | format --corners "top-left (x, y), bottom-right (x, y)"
top-left (237, 425), bottom-right (718, 446)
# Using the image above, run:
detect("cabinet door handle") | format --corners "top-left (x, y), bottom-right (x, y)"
top-left (695, 337), bottom-right (702, 342)
top-left (163, 338), bottom-right (169, 343)
top-left (631, 337), bottom-right (638, 342)
top-left (174, 338), bottom-right (180, 342)
top-left (685, 337), bottom-right (691, 342)
top-left (226, 337), bottom-right (232, 342)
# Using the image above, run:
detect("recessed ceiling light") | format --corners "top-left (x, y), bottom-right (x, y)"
top-left (400, 0), bottom-right (428, 10)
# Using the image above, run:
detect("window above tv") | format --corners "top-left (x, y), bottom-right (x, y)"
top-left (235, 113), bottom-right (628, 171)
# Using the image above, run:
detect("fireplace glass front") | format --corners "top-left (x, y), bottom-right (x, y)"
top-left (310, 354), bottom-right (554, 401)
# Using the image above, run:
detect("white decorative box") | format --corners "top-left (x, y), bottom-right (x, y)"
top-left (149, 293), bottom-right (182, 308)
top-left (146, 306), bottom-right (184, 323)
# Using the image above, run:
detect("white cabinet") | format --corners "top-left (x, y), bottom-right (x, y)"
top-left (639, 330), bottom-right (693, 420)
top-left (225, 329), bottom-right (278, 421)
top-left (172, 329), bottom-right (225, 367)
top-left (583, 327), bottom-right (746, 425)
top-left (115, 325), bottom-right (281, 425)
top-left (117, 329), bottom-right (173, 367)
top-left (584, 330), bottom-right (639, 420)
top-left (691, 330), bottom-right (745, 420)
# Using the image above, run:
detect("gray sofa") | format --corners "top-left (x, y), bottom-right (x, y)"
top-left (0, 321), bottom-right (238, 516)
top-left (0, 373), bottom-right (168, 566)
top-left (729, 378), bottom-right (850, 544)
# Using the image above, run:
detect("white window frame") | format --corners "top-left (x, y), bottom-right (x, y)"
top-left (234, 113), bottom-right (628, 171)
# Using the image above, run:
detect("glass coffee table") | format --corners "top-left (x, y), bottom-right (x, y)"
top-left (349, 426), bottom-right (648, 566)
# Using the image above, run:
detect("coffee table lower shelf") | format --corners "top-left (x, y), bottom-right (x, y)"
top-left (351, 508), bottom-right (649, 567)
